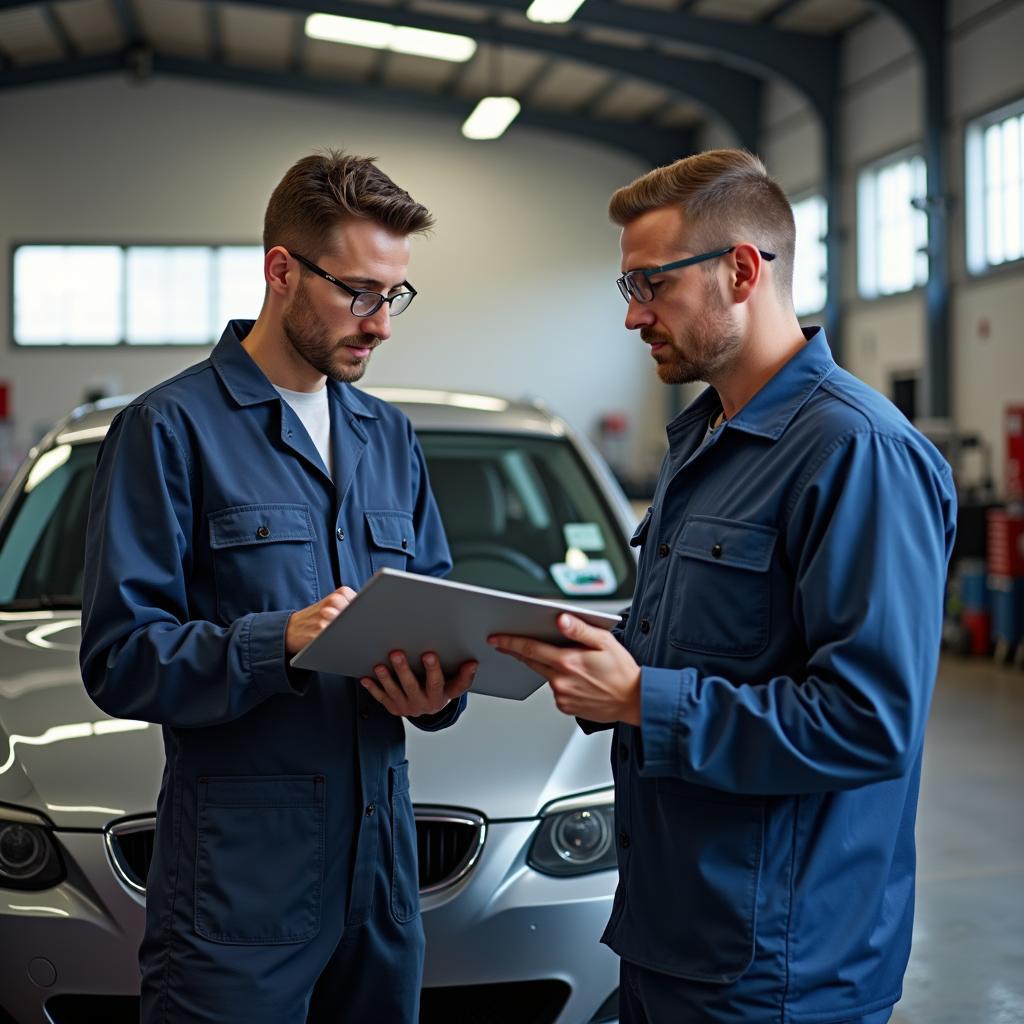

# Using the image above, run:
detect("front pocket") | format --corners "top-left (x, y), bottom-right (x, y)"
top-left (365, 510), bottom-right (417, 576)
top-left (668, 516), bottom-right (776, 658)
top-left (388, 761), bottom-right (420, 924)
top-left (194, 775), bottom-right (325, 945)
top-left (623, 784), bottom-right (765, 983)
top-left (208, 504), bottom-right (320, 623)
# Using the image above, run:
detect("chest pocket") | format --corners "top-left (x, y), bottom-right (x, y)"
top-left (669, 515), bottom-right (776, 658)
top-left (365, 510), bottom-right (417, 575)
top-left (208, 504), bottom-right (320, 625)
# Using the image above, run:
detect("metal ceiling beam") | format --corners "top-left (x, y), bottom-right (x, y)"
top-left (108, 0), bottom-right (140, 44)
top-left (289, 11), bottom-right (305, 73)
top-left (757, 0), bottom-right (803, 26)
top-left (516, 55), bottom-right (556, 102)
top-left (41, 4), bottom-right (78, 58)
top-left (439, 44), bottom-right (481, 97)
top-left (206, 1), bottom-right (222, 60)
top-left (578, 74), bottom-right (621, 118)
top-left (157, 51), bottom-right (695, 165)
top-left (480, 0), bottom-right (838, 120)
top-left (216, 0), bottom-right (764, 146)
top-left (0, 0), bottom-right (760, 146)
top-left (868, 0), bottom-right (949, 419)
top-left (0, 48), bottom-right (693, 165)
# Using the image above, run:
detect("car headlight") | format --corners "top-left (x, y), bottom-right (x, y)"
top-left (0, 810), bottom-right (65, 890)
top-left (528, 787), bottom-right (617, 877)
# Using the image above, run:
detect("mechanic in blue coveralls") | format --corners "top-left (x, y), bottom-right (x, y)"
top-left (80, 151), bottom-right (476, 1024)
top-left (490, 150), bottom-right (957, 1024)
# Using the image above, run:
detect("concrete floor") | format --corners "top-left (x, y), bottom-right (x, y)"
top-left (892, 655), bottom-right (1024, 1024)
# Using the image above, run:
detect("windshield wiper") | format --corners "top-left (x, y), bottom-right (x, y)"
top-left (0, 595), bottom-right (82, 612)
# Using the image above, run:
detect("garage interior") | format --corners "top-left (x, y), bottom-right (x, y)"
top-left (1, 0), bottom-right (1023, 1022)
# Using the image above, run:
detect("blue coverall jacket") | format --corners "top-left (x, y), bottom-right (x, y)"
top-left (593, 329), bottom-right (957, 1023)
top-left (80, 321), bottom-right (465, 1019)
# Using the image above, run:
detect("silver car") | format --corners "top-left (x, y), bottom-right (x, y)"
top-left (0, 388), bottom-right (638, 1024)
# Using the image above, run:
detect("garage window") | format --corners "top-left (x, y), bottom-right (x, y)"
top-left (966, 97), bottom-right (1024, 274)
top-left (856, 151), bottom-right (929, 299)
top-left (11, 244), bottom-right (265, 346)
top-left (791, 193), bottom-right (827, 317)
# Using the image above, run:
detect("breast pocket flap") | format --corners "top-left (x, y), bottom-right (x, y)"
top-left (365, 510), bottom-right (418, 558)
top-left (677, 516), bottom-right (776, 572)
top-left (208, 504), bottom-right (315, 550)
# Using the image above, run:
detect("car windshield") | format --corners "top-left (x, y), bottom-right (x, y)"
top-left (420, 432), bottom-right (635, 601)
top-left (0, 432), bottom-right (635, 609)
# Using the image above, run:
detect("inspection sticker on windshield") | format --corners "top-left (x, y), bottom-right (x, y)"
top-left (562, 522), bottom-right (605, 552)
top-left (550, 559), bottom-right (617, 596)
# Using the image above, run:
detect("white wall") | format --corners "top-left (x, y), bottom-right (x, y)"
top-left (759, 0), bottom-right (1024, 495)
top-left (0, 74), bottom-right (668, 476)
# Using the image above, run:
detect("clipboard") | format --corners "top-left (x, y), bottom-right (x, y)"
top-left (289, 568), bottom-right (622, 700)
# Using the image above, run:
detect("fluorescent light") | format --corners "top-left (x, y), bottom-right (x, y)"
top-left (306, 13), bottom-right (390, 48)
top-left (462, 97), bottom-right (521, 141)
top-left (392, 26), bottom-right (476, 62)
top-left (526, 0), bottom-right (586, 24)
top-left (305, 13), bottom-right (476, 62)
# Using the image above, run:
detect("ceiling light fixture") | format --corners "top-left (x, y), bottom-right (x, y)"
top-left (525, 0), bottom-right (587, 24)
top-left (461, 96), bottom-right (521, 140)
top-left (305, 13), bottom-right (477, 62)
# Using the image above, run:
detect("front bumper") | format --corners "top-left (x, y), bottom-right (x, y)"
top-left (421, 820), bottom-right (619, 1023)
top-left (0, 820), bottom-right (618, 1024)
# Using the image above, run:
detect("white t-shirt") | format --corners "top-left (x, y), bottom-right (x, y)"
top-left (274, 384), bottom-right (332, 478)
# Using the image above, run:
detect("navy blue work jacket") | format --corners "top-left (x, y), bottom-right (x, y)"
top-left (595, 329), bottom-right (956, 1023)
top-left (80, 320), bottom-right (465, 953)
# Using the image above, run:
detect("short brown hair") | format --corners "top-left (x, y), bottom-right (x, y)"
top-left (609, 149), bottom-right (795, 301)
top-left (263, 150), bottom-right (434, 257)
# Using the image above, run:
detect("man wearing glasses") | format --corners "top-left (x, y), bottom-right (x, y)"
top-left (81, 151), bottom-right (475, 1023)
top-left (491, 149), bottom-right (956, 1023)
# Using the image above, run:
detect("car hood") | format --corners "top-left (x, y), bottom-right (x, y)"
top-left (394, 593), bottom-right (620, 817)
top-left (0, 615), bottom-right (163, 831)
top-left (0, 610), bottom-right (616, 830)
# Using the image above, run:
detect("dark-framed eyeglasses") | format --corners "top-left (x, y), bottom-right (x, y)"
top-left (290, 252), bottom-right (417, 317)
top-left (616, 245), bottom-right (777, 304)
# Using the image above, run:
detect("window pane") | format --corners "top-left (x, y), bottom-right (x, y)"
top-left (13, 246), bottom-right (123, 345)
top-left (215, 247), bottom-right (266, 334)
top-left (912, 156), bottom-right (929, 288)
top-left (792, 194), bottom-right (827, 316)
top-left (1003, 117), bottom-right (1021, 262)
top-left (985, 123), bottom-right (1005, 265)
top-left (969, 100), bottom-right (1024, 272)
top-left (857, 153), bottom-right (929, 298)
top-left (126, 247), bottom-right (212, 344)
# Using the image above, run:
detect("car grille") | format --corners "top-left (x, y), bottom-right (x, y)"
top-left (107, 808), bottom-right (485, 896)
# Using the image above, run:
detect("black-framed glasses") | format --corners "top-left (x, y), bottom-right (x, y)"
top-left (616, 245), bottom-right (777, 304)
top-left (291, 252), bottom-right (417, 317)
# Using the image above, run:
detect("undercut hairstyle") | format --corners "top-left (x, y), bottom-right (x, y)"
top-left (608, 149), bottom-right (796, 303)
top-left (263, 150), bottom-right (434, 258)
